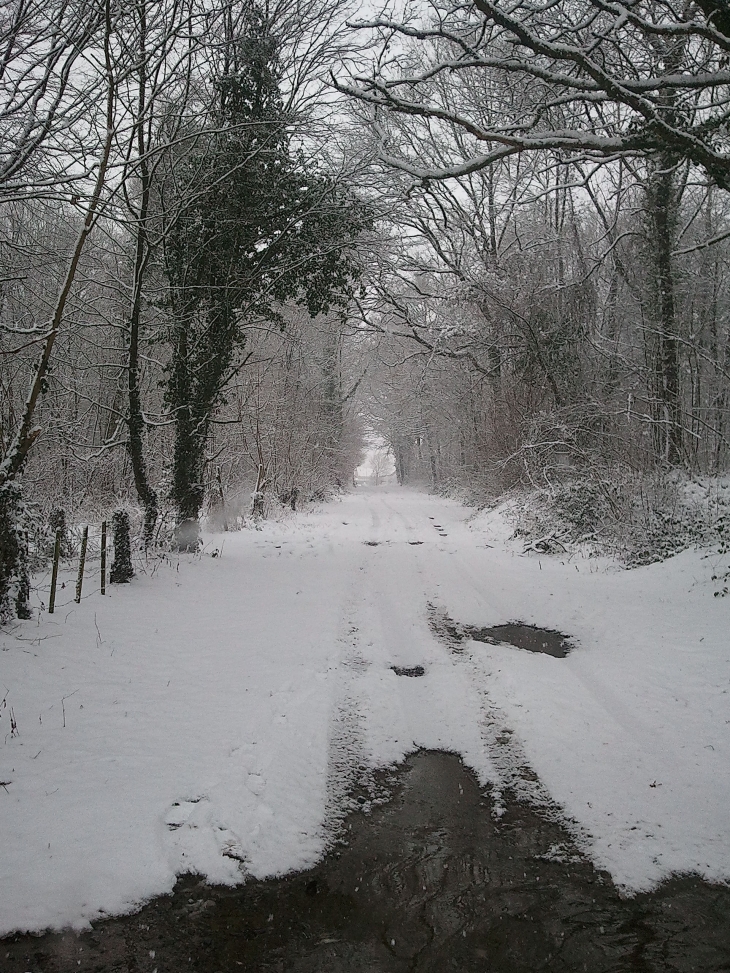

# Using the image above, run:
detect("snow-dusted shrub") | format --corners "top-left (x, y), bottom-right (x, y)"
top-left (251, 489), bottom-right (265, 519)
top-left (712, 511), bottom-right (730, 597)
top-left (550, 479), bottom-right (620, 540)
top-left (506, 470), bottom-right (730, 565)
top-left (625, 474), bottom-right (722, 565)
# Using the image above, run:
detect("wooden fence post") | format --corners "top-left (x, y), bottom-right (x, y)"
top-left (48, 529), bottom-right (61, 614)
top-left (75, 526), bottom-right (88, 604)
top-left (100, 521), bottom-right (107, 595)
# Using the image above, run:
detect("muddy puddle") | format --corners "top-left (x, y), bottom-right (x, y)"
top-left (468, 623), bottom-right (573, 658)
top-left (428, 607), bottom-right (574, 658)
top-left (4, 751), bottom-right (729, 973)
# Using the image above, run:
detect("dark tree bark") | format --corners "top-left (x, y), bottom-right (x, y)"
top-left (646, 160), bottom-right (683, 465)
top-left (125, 0), bottom-right (158, 549)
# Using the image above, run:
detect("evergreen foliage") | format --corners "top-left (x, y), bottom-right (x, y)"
top-left (0, 483), bottom-right (31, 621)
top-left (109, 510), bottom-right (134, 584)
top-left (161, 3), bottom-right (369, 543)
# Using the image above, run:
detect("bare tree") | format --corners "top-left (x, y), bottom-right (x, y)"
top-left (0, 0), bottom-right (117, 617)
top-left (340, 0), bottom-right (730, 189)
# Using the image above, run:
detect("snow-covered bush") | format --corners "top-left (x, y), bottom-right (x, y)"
top-left (506, 470), bottom-right (730, 565)
top-left (713, 512), bottom-right (730, 597)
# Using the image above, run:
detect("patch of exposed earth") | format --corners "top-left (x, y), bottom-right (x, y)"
top-left (3, 751), bottom-right (729, 973)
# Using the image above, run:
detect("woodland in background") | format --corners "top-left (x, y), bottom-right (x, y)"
top-left (3, 0), bottom-right (730, 619)
top-left (346, 0), bottom-right (730, 564)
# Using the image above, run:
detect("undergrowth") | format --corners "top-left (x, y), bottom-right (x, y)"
top-left (500, 469), bottom-right (730, 581)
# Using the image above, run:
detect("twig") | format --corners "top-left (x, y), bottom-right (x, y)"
top-left (61, 690), bottom-right (79, 728)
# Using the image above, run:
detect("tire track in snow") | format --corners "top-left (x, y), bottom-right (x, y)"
top-left (322, 572), bottom-right (377, 845)
top-left (378, 494), bottom-right (418, 540)
top-left (346, 516), bottom-right (493, 775)
top-left (330, 492), bottom-right (590, 863)
top-left (426, 602), bottom-right (592, 851)
top-left (360, 494), bottom-right (566, 810)
top-left (470, 650), bottom-right (594, 857)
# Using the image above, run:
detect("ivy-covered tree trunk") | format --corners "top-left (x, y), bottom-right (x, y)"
top-left (646, 158), bottom-right (682, 466)
top-left (110, 510), bottom-right (134, 583)
top-left (167, 300), bottom-right (233, 549)
top-left (168, 310), bottom-right (201, 548)
top-left (128, 278), bottom-right (159, 549)
top-left (171, 403), bottom-right (207, 550)
top-left (321, 330), bottom-right (346, 484)
top-left (128, 351), bottom-right (159, 548)
top-left (0, 483), bottom-right (31, 621)
top-left (158, 3), bottom-right (368, 545)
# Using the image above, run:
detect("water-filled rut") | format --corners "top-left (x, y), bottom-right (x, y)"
top-left (4, 750), bottom-right (729, 972)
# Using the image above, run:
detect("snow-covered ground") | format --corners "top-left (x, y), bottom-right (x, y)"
top-left (1, 485), bottom-right (728, 935)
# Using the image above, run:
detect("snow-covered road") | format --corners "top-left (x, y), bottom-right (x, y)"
top-left (1, 486), bottom-right (729, 934)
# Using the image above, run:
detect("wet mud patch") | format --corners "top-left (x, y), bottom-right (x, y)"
top-left (469, 623), bottom-right (573, 658)
top-left (4, 751), bottom-right (729, 973)
top-left (427, 604), bottom-right (467, 652)
top-left (428, 606), bottom-right (573, 658)
top-left (391, 665), bottom-right (425, 677)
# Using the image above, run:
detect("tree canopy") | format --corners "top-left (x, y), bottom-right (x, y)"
top-left (341, 0), bottom-right (730, 189)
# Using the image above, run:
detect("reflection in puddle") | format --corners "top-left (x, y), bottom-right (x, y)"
top-left (428, 606), bottom-right (573, 658)
top-left (4, 752), bottom-right (729, 973)
top-left (468, 623), bottom-right (573, 658)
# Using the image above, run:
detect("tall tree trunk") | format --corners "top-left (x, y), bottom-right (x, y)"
top-left (169, 322), bottom-right (206, 549)
top-left (0, 0), bottom-right (115, 618)
top-left (126, 0), bottom-right (158, 548)
top-left (646, 158), bottom-right (682, 466)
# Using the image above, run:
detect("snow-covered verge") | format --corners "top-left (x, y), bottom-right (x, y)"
top-left (1, 486), bottom-right (728, 935)
top-left (489, 471), bottom-right (730, 573)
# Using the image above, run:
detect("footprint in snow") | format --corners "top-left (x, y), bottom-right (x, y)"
top-left (165, 796), bottom-right (207, 830)
top-left (247, 773), bottom-right (266, 796)
top-left (218, 830), bottom-right (248, 866)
